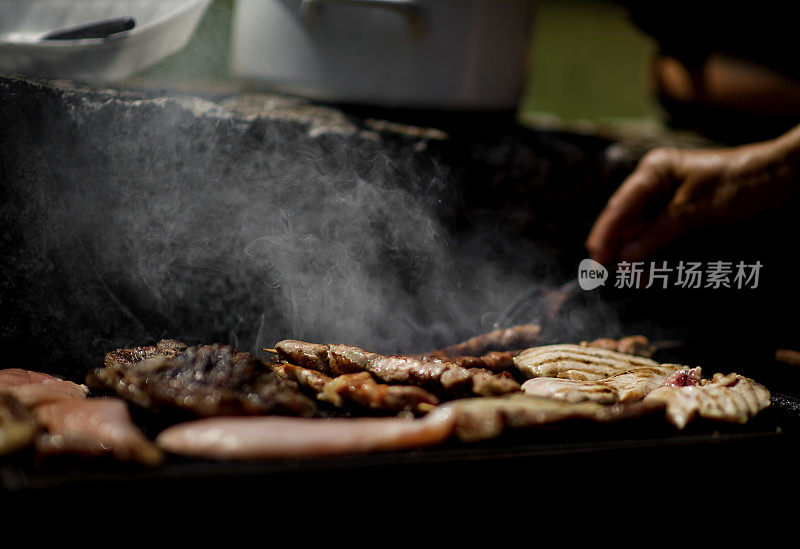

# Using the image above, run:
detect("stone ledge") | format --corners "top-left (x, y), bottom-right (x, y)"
top-left (1, 74), bottom-right (658, 376)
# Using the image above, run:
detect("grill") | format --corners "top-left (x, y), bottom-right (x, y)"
top-left (3, 74), bottom-right (800, 498)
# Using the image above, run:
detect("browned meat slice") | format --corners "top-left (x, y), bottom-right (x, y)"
top-left (581, 336), bottom-right (656, 358)
top-left (437, 324), bottom-right (541, 357)
top-left (87, 340), bottom-right (316, 418)
top-left (775, 348), bottom-right (800, 366)
top-left (275, 364), bottom-right (439, 414)
top-left (521, 366), bottom-right (696, 404)
top-left (34, 397), bottom-right (164, 466)
top-left (643, 373), bottom-right (771, 429)
top-left (0, 392), bottom-right (38, 456)
top-left (155, 413), bottom-right (456, 460)
top-left (429, 394), bottom-right (648, 442)
top-left (413, 350), bottom-right (519, 372)
top-left (515, 344), bottom-right (675, 381)
top-left (0, 368), bottom-right (88, 407)
top-left (275, 363), bottom-right (332, 394)
top-left (274, 340), bottom-right (520, 397)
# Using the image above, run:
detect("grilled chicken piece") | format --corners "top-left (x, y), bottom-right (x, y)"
top-left (275, 364), bottom-right (439, 414)
top-left (437, 324), bottom-right (541, 357)
top-left (514, 344), bottom-right (675, 381)
top-left (580, 336), bottom-right (656, 358)
top-left (644, 373), bottom-right (771, 429)
top-left (0, 392), bottom-right (39, 456)
top-left (521, 377), bottom-right (618, 404)
top-left (88, 340), bottom-right (317, 418)
top-left (521, 366), bottom-right (698, 404)
top-left (429, 394), bottom-right (648, 443)
top-left (155, 413), bottom-right (456, 460)
top-left (275, 340), bottom-right (520, 398)
top-left (0, 368), bottom-right (88, 407)
top-left (34, 397), bottom-right (164, 466)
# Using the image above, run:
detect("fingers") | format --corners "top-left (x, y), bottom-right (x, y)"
top-left (586, 157), bottom-right (674, 264)
top-left (616, 207), bottom-right (691, 261)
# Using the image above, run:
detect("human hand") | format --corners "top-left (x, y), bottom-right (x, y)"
top-left (586, 130), bottom-right (800, 264)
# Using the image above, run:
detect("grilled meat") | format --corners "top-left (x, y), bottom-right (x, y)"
top-left (514, 344), bottom-right (675, 381)
top-left (429, 394), bottom-right (647, 443)
top-left (274, 340), bottom-right (520, 397)
top-left (775, 348), bottom-right (800, 367)
top-left (662, 367), bottom-right (703, 387)
top-left (0, 392), bottom-right (38, 456)
top-left (521, 377), bottom-right (618, 404)
top-left (580, 336), bottom-right (656, 358)
top-left (155, 413), bottom-right (455, 460)
top-left (644, 372), bottom-right (771, 429)
top-left (521, 366), bottom-right (694, 404)
top-left (275, 363), bottom-right (332, 394)
top-left (275, 364), bottom-right (439, 414)
top-left (87, 340), bottom-right (316, 418)
top-left (34, 397), bottom-right (164, 466)
top-left (413, 350), bottom-right (519, 372)
top-left (0, 368), bottom-right (88, 407)
top-left (436, 324), bottom-right (541, 357)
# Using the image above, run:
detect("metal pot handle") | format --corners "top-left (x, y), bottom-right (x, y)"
top-left (300, 0), bottom-right (427, 32)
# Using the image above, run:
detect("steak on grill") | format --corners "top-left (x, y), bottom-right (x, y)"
top-left (87, 340), bottom-right (317, 418)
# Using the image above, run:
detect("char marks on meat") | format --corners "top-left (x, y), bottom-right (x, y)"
top-left (87, 340), bottom-right (316, 418)
top-left (644, 373), bottom-right (771, 429)
top-left (0, 392), bottom-right (38, 456)
top-left (275, 364), bottom-right (439, 414)
top-left (275, 340), bottom-right (520, 398)
top-left (514, 344), bottom-right (674, 381)
top-left (34, 397), bottom-right (164, 466)
top-left (521, 366), bottom-right (695, 404)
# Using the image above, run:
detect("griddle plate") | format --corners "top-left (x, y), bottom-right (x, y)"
top-left (3, 393), bottom-right (800, 495)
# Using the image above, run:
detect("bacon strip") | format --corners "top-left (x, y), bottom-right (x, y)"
top-left (274, 340), bottom-right (520, 398)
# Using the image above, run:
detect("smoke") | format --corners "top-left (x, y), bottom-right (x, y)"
top-left (1, 2), bottom-right (636, 378)
top-left (2, 80), bottom-right (590, 376)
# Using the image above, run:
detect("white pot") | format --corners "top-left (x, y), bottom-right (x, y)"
top-left (0, 0), bottom-right (211, 83)
top-left (231, 0), bottom-right (536, 110)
